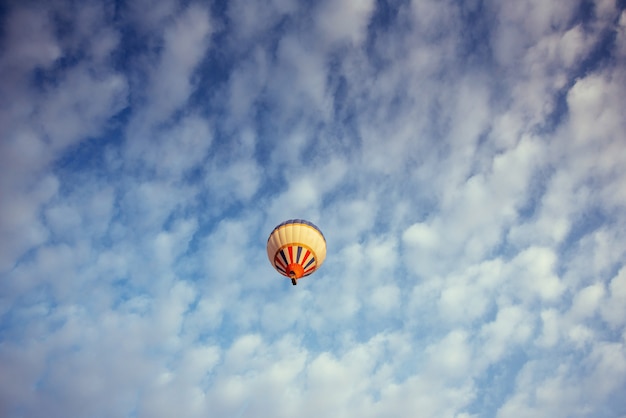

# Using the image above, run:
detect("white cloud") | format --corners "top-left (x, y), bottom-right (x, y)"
top-left (0, 175), bottom-right (59, 272)
top-left (0, 5), bottom-right (61, 76)
top-left (127, 114), bottom-right (214, 180)
top-left (120, 179), bottom-right (196, 233)
top-left (271, 34), bottom-right (332, 118)
top-left (496, 361), bottom-right (581, 418)
top-left (403, 222), bottom-right (439, 249)
top-left (227, 0), bottom-right (297, 44)
top-left (584, 341), bottom-right (626, 400)
top-left (536, 309), bottom-right (560, 348)
top-left (601, 267), bottom-right (626, 329)
top-left (425, 329), bottom-right (472, 381)
top-left (480, 305), bottom-right (535, 364)
top-left (567, 73), bottom-right (624, 149)
top-left (124, 0), bottom-right (179, 33)
top-left (129, 3), bottom-right (214, 130)
top-left (619, 11), bottom-right (626, 58)
top-left (37, 67), bottom-right (127, 149)
top-left (438, 264), bottom-right (498, 324)
top-left (153, 217), bottom-right (197, 269)
top-left (569, 282), bottom-right (605, 320)
top-left (368, 284), bottom-right (400, 315)
top-left (0, 3), bottom-right (129, 274)
top-left (226, 48), bottom-right (270, 120)
top-left (1, 0), bottom-right (626, 417)
top-left (508, 246), bottom-right (564, 303)
top-left (492, 0), bottom-right (575, 67)
top-left (316, 0), bottom-right (375, 46)
top-left (45, 185), bottom-right (116, 242)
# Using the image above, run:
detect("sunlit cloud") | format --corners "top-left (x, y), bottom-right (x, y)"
top-left (1, 0), bottom-right (625, 417)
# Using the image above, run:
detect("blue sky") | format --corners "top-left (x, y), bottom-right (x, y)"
top-left (1, 0), bottom-right (626, 416)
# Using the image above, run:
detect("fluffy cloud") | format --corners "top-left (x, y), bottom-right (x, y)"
top-left (1, 0), bottom-right (625, 417)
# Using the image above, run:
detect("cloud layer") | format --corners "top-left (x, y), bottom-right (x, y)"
top-left (1, 0), bottom-right (626, 417)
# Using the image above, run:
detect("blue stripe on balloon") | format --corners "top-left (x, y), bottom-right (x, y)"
top-left (296, 246), bottom-right (303, 262)
top-left (303, 257), bottom-right (315, 269)
top-left (279, 250), bottom-right (288, 265)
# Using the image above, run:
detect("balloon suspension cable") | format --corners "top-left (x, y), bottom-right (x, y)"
top-left (289, 271), bottom-right (297, 286)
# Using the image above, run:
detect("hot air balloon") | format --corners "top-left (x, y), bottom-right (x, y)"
top-left (267, 219), bottom-right (327, 285)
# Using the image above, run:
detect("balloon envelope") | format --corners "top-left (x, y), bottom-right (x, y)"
top-left (267, 219), bottom-right (326, 283)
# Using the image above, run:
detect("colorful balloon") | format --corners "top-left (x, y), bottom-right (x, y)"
top-left (267, 219), bottom-right (327, 285)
